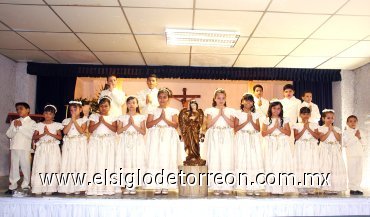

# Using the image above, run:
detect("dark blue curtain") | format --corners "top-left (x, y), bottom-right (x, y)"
top-left (35, 76), bottom-right (76, 122)
top-left (28, 63), bottom-right (341, 82)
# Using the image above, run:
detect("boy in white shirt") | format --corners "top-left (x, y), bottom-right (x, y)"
top-left (137, 74), bottom-right (159, 115)
top-left (252, 84), bottom-right (269, 118)
top-left (100, 74), bottom-right (126, 117)
top-left (280, 84), bottom-right (301, 127)
top-left (299, 91), bottom-right (321, 124)
top-left (343, 115), bottom-right (367, 195)
top-left (5, 102), bottom-right (36, 194)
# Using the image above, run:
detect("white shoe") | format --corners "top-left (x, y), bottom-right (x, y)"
top-left (254, 191), bottom-right (261, 196)
top-left (123, 189), bottom-right (130, 195)
top-left (213, 190), bottom-right (220, 196)
top-left (154, 189), bottom-right (161, 195)
top-left (129, 190), bottom-right (137, 195)
top-left (246, 191), bottom-right (253, 196)
top-left (222, 191), bottom-right (230, 195)
top-left (74, 191), bottom-right (80, 195)
top-left (161, 189), bottom-right (168, 195)
top-left (12, 191), bottom-right (25, 197)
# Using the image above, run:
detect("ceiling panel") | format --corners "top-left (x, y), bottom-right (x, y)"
top-left (94, 52), bottom-right (145, 65)
top-left (45, 0), bottom-right (119, 6)
top-left (20, 32), bottom-right (87, 51)
top-left (143, 52), bottom-right (189, 66)
top-left (191, 37), bottom-right (248, 55)
top-left (317, 57), bottom-right (370, 70)
top-left (242, 38), bottom-right (303, 55)
top-left (194, 10), bottom-right (262, 37)
top-left (0, 31), bottom-right (36, 50)
top-left (268, 0), bottom-right (347, 14)
top-left (291, 39), bottom-right (357, 57)
top-left (312, 15), bottom-right (370, 40)
top-left (135, 35), bottom-right (190, 53)
top-left (53, 6), bottom-right (131, 33)
top-left (46, 50), bottom-right (100, 64)
top-left (337, 0), bottom-right (370, 16)
top-left (254, 12), bottom-right (329, 38)
top-left (0, 0), bottom-right (44, 4)
top-left (0, 5), bottom-right (69, 32)
top-left (338, 41), bottom-right (370, 57)
top-left (191, 54), bottom-right (237, 67)
top-left (124, 8), bottom-right (192, 34)
top-left (235, 55), bottom-right (284, 67)
top-left (196, 0), bottom-right (270, 11)
top-left (78, 34), bottom-right (139, 52)
top-left (121, 0), bottom-right (193, 8)
top-left (277, 56), bottom-right (329, 68)
top-left (0, 49), bottom-right (56, 63)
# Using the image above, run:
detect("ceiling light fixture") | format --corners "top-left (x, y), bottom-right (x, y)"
top-left (165, 29), bottom-right (240, 48)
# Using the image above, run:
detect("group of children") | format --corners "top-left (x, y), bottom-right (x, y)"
top-left (5, 79), bottom-right (367, 197)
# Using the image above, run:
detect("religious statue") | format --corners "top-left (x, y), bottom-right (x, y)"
top-left (179, 100), bottom-right (206, 166)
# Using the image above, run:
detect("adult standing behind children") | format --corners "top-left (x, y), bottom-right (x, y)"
top-left (137, 74), bottom-right (159, 115)
top-left (100, 74), bottom-right (126, 117)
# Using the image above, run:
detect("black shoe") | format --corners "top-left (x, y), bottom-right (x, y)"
top-left (4, 189), bottom-right (14, 195)
top-left (350, 190), bottom-right (357, 195)
top-left (356, 191), bottom-right (363, 195)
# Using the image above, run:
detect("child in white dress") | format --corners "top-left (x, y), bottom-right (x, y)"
top-left (146, 88), bottom-right (180, 195)
top-left (234, 94), bottom-right (264, 196)
top-left (31, 105), bottom-right (63, 195)
top-left (262, 101), bottom-right (295, 195)
top-left (86, 96), bottom-right (117, 196)
top-left (343, 115), bottom-right (366, 195)
top-left (58, 101), bottom-right (88, 195)
top-left (116, 96), bottom-right (146, 195)
top-left (205, 88), bottom-right (235, 195)
top-left (318, 109), bottom-right (347, 194)
top-left (293, 107), bottom-right (320, 195)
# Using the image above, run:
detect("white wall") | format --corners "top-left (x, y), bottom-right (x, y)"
top-left (334, 67), bottom-right (370, 129)
top-left (15, 63), bottom-right (37, 113)
top-left (0, 55), bottom-right (37, 176)
top-left (332, 70), bottom-right (356, 128)
top-left (0, 54), bottom-right (17, 176)
top-left (353, 64), bottom-right (370, 132)
top-left (334, 65), bottom-right (370, 190)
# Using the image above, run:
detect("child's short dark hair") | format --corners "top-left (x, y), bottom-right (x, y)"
top-left (147, 74), bottom-right (157, 80)
top-left (15, 102), bottom-right (30, 110)
top-left (302, 90), bottom-right (312, 97)
top-left (107, 74), bottom-right (117, 80)
top-left (253, 84), bottom-right (263, 92)
top-left (347, 115), bottom-right (358, 122)
top-left (283, 84), bottom-right (294, 91)
top-left (300, 106), bottom-right (311, 114)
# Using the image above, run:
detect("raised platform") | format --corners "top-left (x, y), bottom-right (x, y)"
top-left (0, 190), bottom-right (370, 217)
top-left (0, 176), bottom-right (369, 217)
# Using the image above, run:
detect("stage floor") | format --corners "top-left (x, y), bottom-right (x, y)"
top-left (0, 176), bottom-right (369, 217)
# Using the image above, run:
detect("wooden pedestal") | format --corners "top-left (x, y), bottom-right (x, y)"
top-left (178, 165), bottom-right (208, 197)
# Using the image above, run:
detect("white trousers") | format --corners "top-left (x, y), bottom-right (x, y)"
top-left (346, 156), bottom-right (363, 191)
top-left (9, 150), bottom-right (31, 190)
